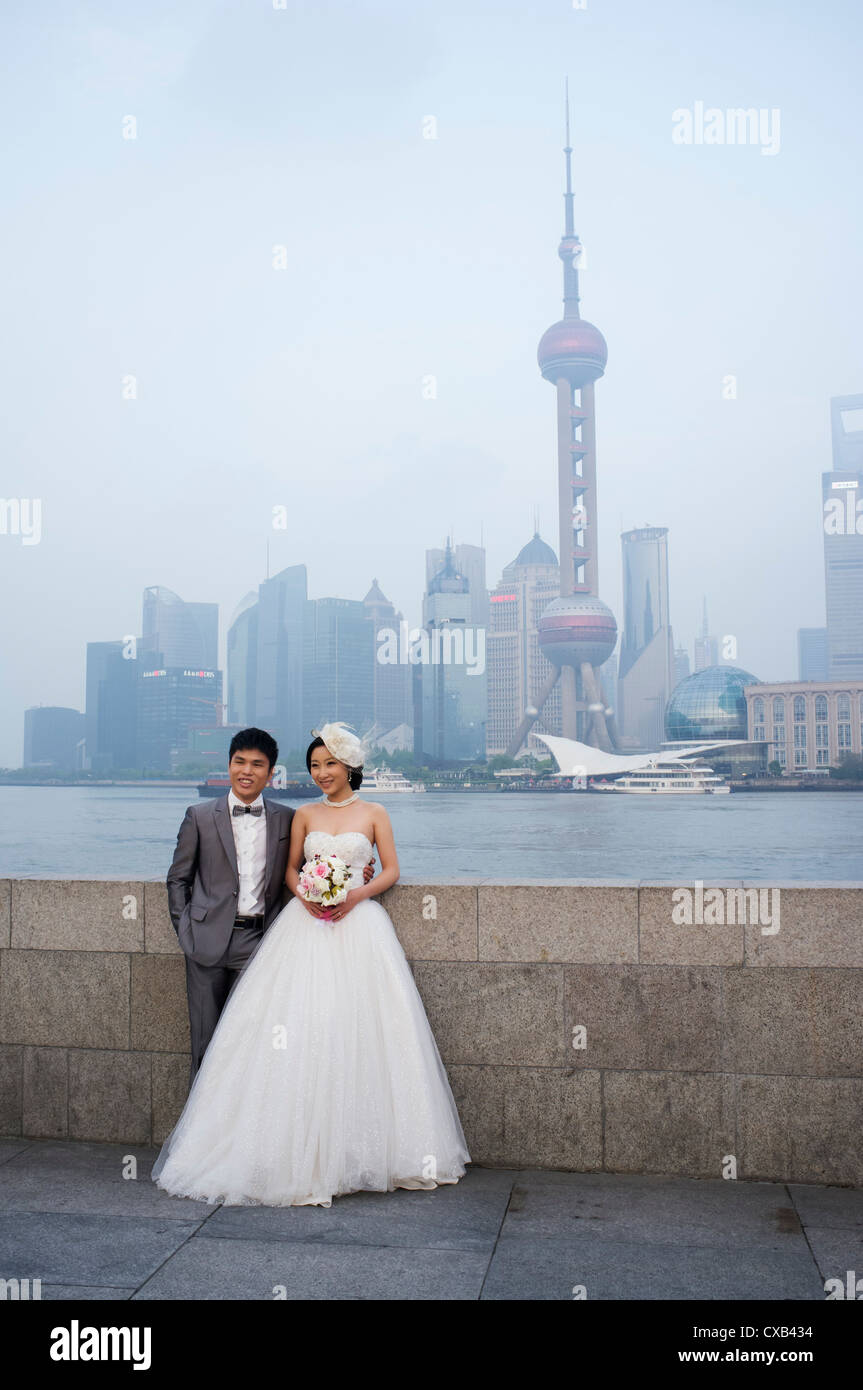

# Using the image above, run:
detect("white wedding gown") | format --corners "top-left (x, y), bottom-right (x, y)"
top-left (151, 830), bottom-right (470, 1207)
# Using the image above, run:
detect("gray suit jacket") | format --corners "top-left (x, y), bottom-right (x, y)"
top-left (166, 794), bottom-right (294, 966)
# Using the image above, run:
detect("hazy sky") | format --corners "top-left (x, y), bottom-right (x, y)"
top-left (2, 0), bottom-right (861, 765)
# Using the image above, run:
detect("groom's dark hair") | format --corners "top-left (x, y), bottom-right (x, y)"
top-left (229, 727), bottom-right (279, 771)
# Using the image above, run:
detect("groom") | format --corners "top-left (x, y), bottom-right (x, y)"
top-left (167, 726), bottom-right (375, 1083)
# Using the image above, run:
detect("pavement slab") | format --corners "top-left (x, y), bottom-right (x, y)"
top-left (0, 1142), bottom-right (858, 1300)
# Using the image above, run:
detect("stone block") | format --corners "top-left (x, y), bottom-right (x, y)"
top-left (564, 964), bottom-right (723, 1071)
top-left (0, 950), bottom-right (130, 1049)
top-left (68, 1049), bottom-right (151, 1143)
top-left (446, 1063), bottom-right (507, 1166)
top-left (413, 962), bottom-right (566, 1066)
top-left (446, 1063), bottom-right (602, 1169)
top-left (722, 967), bottom-right (863, 1076)
top-left (151, 1053), bottom-right (191, 1144)
top-left (0, 1044), bottom-right (22, 1134)
top-left (0, 1209), bottom-right (197, 1286)
top-left (144, 882), bottom-right (181, 955)
top-left (500, 1066), bottom-right (602, 1169)
top-left (736, 1075), bottom-right (863, 1186)
top-left (380, 884), bottom-right (477, 961)
top-left (23, 1046), bottom-right (67, 1138)
top-left (479, 885), bottom-right (637, 964)
top-left (638, 884), bottom-right (745, 966)
top-left (131, 956), bottom-right (189, 1053)
top-left (480, 1232), bottom-right (824, 1301)
top-left (132, 1234), bottom-right (488, 1300)
top-left (11, 880), bottom-right (144, 951)
top-left (603, 1070), bottom-right (736, 1178)
top-left (743, 886), bottom-right (863, 967)
top-left (0, 881), bottom-right (10, 948)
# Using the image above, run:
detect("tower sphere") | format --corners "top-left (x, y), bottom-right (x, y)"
top-left (537, 318), bottom-right (607, 387)
top-left (538, 594), bottom-right (618, 669)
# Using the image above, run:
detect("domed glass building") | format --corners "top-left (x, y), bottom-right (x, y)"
top-left (665, 665), bottom-right (761, 743)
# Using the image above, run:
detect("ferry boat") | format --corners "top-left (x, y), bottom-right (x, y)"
top-left (601, 762), bottom-right (730, 795)
top-left (197, 775), bottom-right (320, 800)
top-left (360, 767), bottom-right (424, 793)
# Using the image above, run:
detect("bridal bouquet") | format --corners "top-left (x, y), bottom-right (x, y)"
top-left (297, 853), bottom-right (350, 917)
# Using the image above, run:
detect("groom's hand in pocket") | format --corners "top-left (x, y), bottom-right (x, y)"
top-left (363, 857), bottom-right (375, 884)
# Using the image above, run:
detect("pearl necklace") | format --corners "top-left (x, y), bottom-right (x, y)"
top-left (321, 791), bottom-right (360, 807)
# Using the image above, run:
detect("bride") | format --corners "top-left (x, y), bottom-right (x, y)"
top-left (151, 720), bottom-right (470, 1207)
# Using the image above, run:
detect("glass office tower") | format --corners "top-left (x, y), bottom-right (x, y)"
top-left (616, 527), bottom-right (674, 750)
top-left (824, 396), bottom-right (863, 680)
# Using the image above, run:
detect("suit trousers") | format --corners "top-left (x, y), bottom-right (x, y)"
top-left (184, 923), bottom-right (265, 1086)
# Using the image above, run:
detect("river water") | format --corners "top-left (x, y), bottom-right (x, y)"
top-left (1, 786), bottom-right (861, 881)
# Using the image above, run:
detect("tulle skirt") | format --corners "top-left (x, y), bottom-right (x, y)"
top-left (151, 894), bottom-right (471, 1207)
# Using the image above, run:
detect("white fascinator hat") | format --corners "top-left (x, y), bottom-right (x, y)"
top-left (309, 720), bottom-right (366, 770)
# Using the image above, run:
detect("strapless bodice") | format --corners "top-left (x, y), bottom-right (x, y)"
top-left (303, 830), bottom-right (374, 879)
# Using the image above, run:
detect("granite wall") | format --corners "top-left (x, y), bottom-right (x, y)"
top-left (0, 878), bottom-right (861, 1186)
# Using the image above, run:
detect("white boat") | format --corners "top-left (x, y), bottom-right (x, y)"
top-left (361, 767), bottom-right (424, 793)
top-left (599, 762), bottom-right (730, 795)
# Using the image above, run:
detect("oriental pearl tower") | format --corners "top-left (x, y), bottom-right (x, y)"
top-left (505, 91), bottom-right (619, 757)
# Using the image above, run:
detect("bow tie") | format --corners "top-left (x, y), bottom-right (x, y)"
top-left (232, 803), bottom-right (263, 817)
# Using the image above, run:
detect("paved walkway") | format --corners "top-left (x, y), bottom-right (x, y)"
top-left (1, 1138), bottom-right (860, 1300)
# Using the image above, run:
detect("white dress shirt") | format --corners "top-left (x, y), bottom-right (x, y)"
top-left (228, 790), bottom-right (267, 917)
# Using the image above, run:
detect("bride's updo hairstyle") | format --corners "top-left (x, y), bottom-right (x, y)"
top-left (306, 736), bottom-right (364, 792)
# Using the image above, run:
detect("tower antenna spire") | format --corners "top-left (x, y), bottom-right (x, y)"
top-left (564, 77), bottom-right (574, 239)
top-left (560, 78), bottom-right (580, 318)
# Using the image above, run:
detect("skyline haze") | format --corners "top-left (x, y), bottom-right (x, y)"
top-left (2, 0), bottom-right (861, 764)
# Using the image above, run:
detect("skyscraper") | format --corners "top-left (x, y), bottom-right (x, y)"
top-left (136, 586), bottom-right (222, 770)
top-left (798, 627), bottom-right (828, 682)
top-left (425, 542), bottom-right (490, 635)
top-left (694, 598), bottom-right (719, 672)
top-left (616, 526), bottom-right (674, 750)
top-left (417, 540), bottom-right (486, 761)
top-left (226, 593), bottom-right (258, 727)
top-left (673, 646), bottom-right (691, 689)
top-left (137, 666), bottom-right (222, 771)
top-left (823, 395), bottom-right (863, 680)
top-left (505, 93), bottom-right (617, 757)
top-left (363, 578), bottom-right (411, 735)
top-left (254, 564), bottom-right (308, 757)
top-left (487, 531), bottom-right (561, 756)
top-left (85, 640), bottom-right (138, 771)
top-left (303, 596), bottom-right (375, 737)
top-left (142, 586), bottom-right (218, 669)
top-left (23, 706), bottom-right (84, 771)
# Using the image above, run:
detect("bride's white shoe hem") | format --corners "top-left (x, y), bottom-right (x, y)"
top-left (153, 1164), bottom-right (470, 1209)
